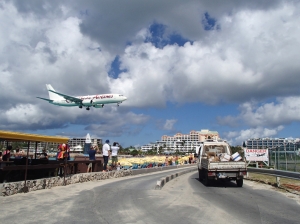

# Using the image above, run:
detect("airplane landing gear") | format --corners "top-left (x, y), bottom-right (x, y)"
top-left (86, 107), bottom-right (90, 110)
top-left (101, 104), bottom-right (104, 108)
top-left (79, 105), bottom-right (82, 109)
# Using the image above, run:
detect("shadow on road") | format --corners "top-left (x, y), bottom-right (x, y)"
top-left (194, 177), bottom-right (240, 188)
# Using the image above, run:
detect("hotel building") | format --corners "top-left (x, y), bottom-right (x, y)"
top-left (244, 137), bottom-right (300, 150)
top-left (141, 129), bottom-right (219, 153)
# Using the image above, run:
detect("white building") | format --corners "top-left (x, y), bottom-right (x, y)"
top-left (244, 137), bottom-right (300, 149)
top-left (141, 129), bottom-right (220, 153)
top-left (68, 137), bottom-right (102, 148)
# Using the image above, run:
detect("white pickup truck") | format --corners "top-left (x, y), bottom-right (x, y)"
top-left (197, 140), bottom-right (247, 187)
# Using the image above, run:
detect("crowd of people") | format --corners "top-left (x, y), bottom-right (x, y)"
top-left (1, 146), bottom-right (25, 162)
top-left (0, 145), bottom-right (50, 162)
top-left (87, 139), bottom-right (120, 172)
top-left (1, 141), bottom-right (195, 173)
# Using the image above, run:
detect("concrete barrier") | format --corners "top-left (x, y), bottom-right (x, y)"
top-left (1, 164), bottom-right (197, 196)
top-left (155, 166), bottom-right (197, 190)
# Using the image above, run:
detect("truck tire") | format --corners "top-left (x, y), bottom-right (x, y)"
top-left (198, 168), bottom-right (203, 181)
top-left (236, 178), bottom-right (243, 187)
top-left (203, 170), bottom-right (210, 186)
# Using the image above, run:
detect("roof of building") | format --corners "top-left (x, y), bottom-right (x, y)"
top-left (0, 130), bottom-right (69, 143)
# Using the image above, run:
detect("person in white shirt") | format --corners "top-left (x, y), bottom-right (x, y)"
top-left (111, 142), bottom-right (120, 169)
top-left (102, 139), bottom-right (110, 172)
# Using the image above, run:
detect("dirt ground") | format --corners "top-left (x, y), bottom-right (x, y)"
top-left (245, 173), bottom-right (300, 195)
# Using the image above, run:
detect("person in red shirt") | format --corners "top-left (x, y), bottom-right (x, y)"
top-left (2, 146), bottom-right (12, 161)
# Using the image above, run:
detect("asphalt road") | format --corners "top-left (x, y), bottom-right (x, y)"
top-left (1, 168), bottom-right (299, 224)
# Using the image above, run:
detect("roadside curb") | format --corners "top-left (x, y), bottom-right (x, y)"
top-left (245, 177), bottom-right (300, 196)
top-left (155, 167), bottom-right (197, 190)
top-left (1, 164), bottom-right (196, 196)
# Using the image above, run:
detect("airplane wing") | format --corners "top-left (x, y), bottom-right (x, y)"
top-left (48, 90), bottom-right (83, 104)
top-left (36, 97), bottom-right (53, 102)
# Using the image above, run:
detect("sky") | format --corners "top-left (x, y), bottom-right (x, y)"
top-left (1, 0), bottom-right (300, 148)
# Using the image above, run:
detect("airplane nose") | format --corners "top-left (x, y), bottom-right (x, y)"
top-left (123, 96), bottom-right (127, 101)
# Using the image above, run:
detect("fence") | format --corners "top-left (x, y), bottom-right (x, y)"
top-left (268, 144), bottom-right (300, 172)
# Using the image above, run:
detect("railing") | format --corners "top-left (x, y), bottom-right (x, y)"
top-left (247, 167), bottom-right (300, 188)
top-left (247, 167), bottom-right (300, 180)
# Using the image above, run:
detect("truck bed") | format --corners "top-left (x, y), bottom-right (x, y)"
top-left (201, 159), bottom-right (247, 170)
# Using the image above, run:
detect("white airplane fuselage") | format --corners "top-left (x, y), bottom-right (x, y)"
top-left (37, 84), bottom-right (127, 110)
top-left (51, 94), bottom-right (126, 107)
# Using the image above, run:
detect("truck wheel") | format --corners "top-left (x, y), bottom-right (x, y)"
top-left (236, 178), bottom-right (243, 187)
top-left (203, 171), bottom-right (210, 186)
top-left (198, 168), bottom-right (203, 181)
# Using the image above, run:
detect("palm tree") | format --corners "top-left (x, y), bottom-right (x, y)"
top-left (182, 140), bottom-right (186, 152)
top-left (158, 146), bottom-right (163, 155)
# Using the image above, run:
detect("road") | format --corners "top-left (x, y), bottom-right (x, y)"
top-left (1, 168), bottom-right (299, 224)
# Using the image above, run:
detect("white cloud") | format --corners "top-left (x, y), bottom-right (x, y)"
top-left (163, 119), bottom-right (177, 130)
top-left (219, 97), bottom-right (300, 128)
top-left (224, 126), bottom-right (284, 145)
top-left (2, 0), bottom-right (300, 146)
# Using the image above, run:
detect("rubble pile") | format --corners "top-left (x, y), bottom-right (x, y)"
top-left (207, 152), bottom-right (242, 162)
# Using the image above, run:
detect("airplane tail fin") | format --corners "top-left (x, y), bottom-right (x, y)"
top-left (46, 84), bottom-right (64, 100)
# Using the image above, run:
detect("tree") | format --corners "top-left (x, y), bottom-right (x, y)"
top-left (130, 149), bottom-right (139, 156)
top-left (230, 146), bottom-right (244, 158)
top-left (182, 140), bottom-right (186, 152)
top-left (97, 143), bottom-right (103, 153)
top-left (11, 142), bottom-right (25, 150)
top-left (158, 146), bottom-right (163, 155)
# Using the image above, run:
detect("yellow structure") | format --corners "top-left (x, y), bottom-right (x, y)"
top-left (0, 130), bottom-right (69, 143)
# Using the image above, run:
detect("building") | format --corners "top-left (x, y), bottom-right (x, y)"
top-left (141, 129), bottom-right (219, 153)
top-left (244, 137), bottom-right (300, 149)
top-left (68, 137), bottom-right (102, 149)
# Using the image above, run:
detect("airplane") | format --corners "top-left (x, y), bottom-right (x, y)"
top-left (37, 84), bottom-right (127, 110)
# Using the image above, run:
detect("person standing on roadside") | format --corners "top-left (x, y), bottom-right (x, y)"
top-left (102, 139), bottom-right (110, 172)
top-left (87, 145), bottom-right (97, 172)
top-left (111, 142), bottom-right (120, 169)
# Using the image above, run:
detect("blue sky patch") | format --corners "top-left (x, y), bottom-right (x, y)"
top-left (145, 22), bottom-right (190, 48)
top-left (202, 12), bottom-right (219, 30)
top-left (108, 56), bottom-right (127, 78)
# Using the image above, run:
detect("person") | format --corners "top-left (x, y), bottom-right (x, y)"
top-left (116, 162), bottom-right (121, 171)
top-left (189, 153), bottom-right (194, 164)
top-left (164, 156), bottom-right (169, 166)
top-left (102, 139), bottom-right (110, 172)
top-left (111, 142), bottom-right (120, 169)
top-left (56, 147), bottom-right (61, 161)
top-left (57, 144), bottom-right (69, 161)
top-left (56, 144), bottom-right (69, 177)
top-left (87, 145), bottom-right (97, 172)
top-left (39, 149), bottom-right (48, 160)
top-left (2, 146), bottom-right (12, 161)
top-left (14, 148), bottom-right (23, 159)
top-left (172, 156), bottom-right (176, 166)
